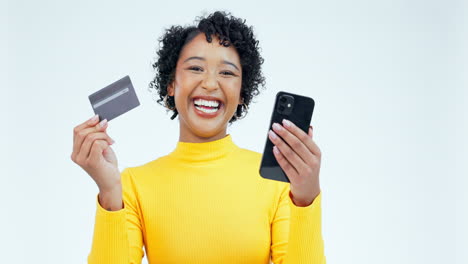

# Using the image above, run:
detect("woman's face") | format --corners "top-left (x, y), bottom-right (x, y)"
top-left (168, 33), bottom-right (243, 143)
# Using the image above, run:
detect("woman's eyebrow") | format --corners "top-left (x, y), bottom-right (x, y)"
top-left (222, 60), bottom-right (240, 71)
top-left (183, 56), bottom-right (240, 71)
top-left (183, 56), bottom-right (204, 64)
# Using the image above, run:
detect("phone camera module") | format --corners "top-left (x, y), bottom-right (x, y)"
top-left (277, 94), bottom-right (294, 115)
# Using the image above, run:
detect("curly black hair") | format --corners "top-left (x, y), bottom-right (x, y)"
top-left (148, 10), bottom-right (266, 124)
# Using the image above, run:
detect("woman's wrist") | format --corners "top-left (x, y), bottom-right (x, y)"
top-left (98, 184), bottom-right (123, 211)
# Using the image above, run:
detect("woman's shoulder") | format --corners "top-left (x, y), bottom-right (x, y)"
top-left (120, 155), bottom-right (172, 178)
top-left (235, 146), bottom-right (262, 159)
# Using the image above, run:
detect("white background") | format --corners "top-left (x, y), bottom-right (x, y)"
top-left (2, 0), bottom-right (466, 263)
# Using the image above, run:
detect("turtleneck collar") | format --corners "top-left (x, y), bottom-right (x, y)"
top-left (167, 134), bottom-right (239, 164)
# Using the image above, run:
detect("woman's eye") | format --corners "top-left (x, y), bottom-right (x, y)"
top-left (189, 66), bottom-right (203, 72)
top-left (221, 71), bottom-right (234, 76)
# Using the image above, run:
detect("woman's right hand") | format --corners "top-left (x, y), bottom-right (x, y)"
top-left (71, 115), bottom-right (120, 192)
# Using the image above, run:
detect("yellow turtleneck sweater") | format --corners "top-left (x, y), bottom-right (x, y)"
top-left (87, 134), bottom-right (326, 264)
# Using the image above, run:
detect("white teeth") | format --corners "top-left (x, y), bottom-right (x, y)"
top-left (194, 98), bottom-right (220, 108)
top-left (195, 105), bottom-right (219, 113)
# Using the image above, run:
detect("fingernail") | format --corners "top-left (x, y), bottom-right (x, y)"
top-left (273, 146), bottom-right (279, 155)
top-left (272, 122), bottom-right (282, 131)
top-left (88, 114), bottom-right (98, 123)
top-left (282, 119), bottom-right (292, 128)
top-left (98, 119), bottom-right (107, 129)
top-left (268, 129), bottom-right (277, 140)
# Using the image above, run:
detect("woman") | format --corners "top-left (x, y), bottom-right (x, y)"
top-left (71, 11), bottom-right (326, 264)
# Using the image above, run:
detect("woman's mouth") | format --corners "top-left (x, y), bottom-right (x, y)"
top-left (192, 98), bottom-right (223, 118)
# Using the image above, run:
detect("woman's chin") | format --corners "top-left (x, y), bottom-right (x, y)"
top-left (189, 105), bottom-right (225, 126)
top-left (191, 125), bottom-right (224, 139)
top-left (182, 104), bottom-right (232, 140)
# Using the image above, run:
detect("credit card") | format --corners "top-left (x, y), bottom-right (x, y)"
top-left (88, 75), bottom-right (140, 122)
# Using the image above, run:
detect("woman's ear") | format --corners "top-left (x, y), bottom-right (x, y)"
top-left (167, 82), bottom-right (175, 96)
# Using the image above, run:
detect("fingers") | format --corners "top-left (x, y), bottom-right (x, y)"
top-left (73, 114), bottom-right (99, 142)
top-left (73, 118), bottom-right (110, 157)
top-left (271, 122), bottom-right (315, 166)
top-left (281, 119), bottom-right (321, 157)
top-left (72, 115), bottom-right (113, 162)
top-left (76, 130), bottom-right (113, 163)
top-left (87, 139), bottom-right (110, 167)
top-left (269, 128), bottom-right (309, 176)
top-left (272, 145), bottom-right (299, 182)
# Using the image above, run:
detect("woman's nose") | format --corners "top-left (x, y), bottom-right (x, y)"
top-left (201, 72), bottom-right (220, 91)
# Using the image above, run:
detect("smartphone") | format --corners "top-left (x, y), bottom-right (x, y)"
top-left (259, 91), bottom-right (315, 183)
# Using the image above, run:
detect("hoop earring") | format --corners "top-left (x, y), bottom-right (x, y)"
top-left (163, 94), bottom-right (176, 111)
top-left (242, 103), bottom-right (249, 113)
top-left (236, 103), bottom-right (249, 119)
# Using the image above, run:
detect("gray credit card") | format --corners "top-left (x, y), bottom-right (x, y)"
top-left (88, 75), bottom-right (140, 122)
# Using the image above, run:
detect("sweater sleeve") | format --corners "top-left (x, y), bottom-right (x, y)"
top-left (87, 167), bottom-right (145, 264)
top-left (270, 184), bottom-right (326, 264)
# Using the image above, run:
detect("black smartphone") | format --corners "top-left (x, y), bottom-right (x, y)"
top-left (259, 91), bottom-right (315, 183)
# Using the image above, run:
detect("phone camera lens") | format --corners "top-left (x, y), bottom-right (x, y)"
top-left (280, 97), bottom-right (287, 103)
top-left (279, 105), bottom-right (285, 111)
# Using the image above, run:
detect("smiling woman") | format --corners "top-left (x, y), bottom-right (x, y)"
top-left (83, 10), bottom-right (326, 264)
top-left (149, 11), bottom-right (266, 125)
top-left (165, 32), bottom-right (244, 142)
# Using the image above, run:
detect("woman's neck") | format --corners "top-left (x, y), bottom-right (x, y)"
top-left (178, 126), bottom-right (228, 143)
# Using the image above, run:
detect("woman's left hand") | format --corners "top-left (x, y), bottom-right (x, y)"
top-left (269, 119), bottom-right (322, 207)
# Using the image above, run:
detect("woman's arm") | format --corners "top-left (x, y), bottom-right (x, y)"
top-left (270, 184), bottom-right (326, 264)
top-left (268, 120), bottom-right (326, 263)
top-left (98, 183), bottom-right (124, 211)
top-left (88, 168), bottom-right (145, 264)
